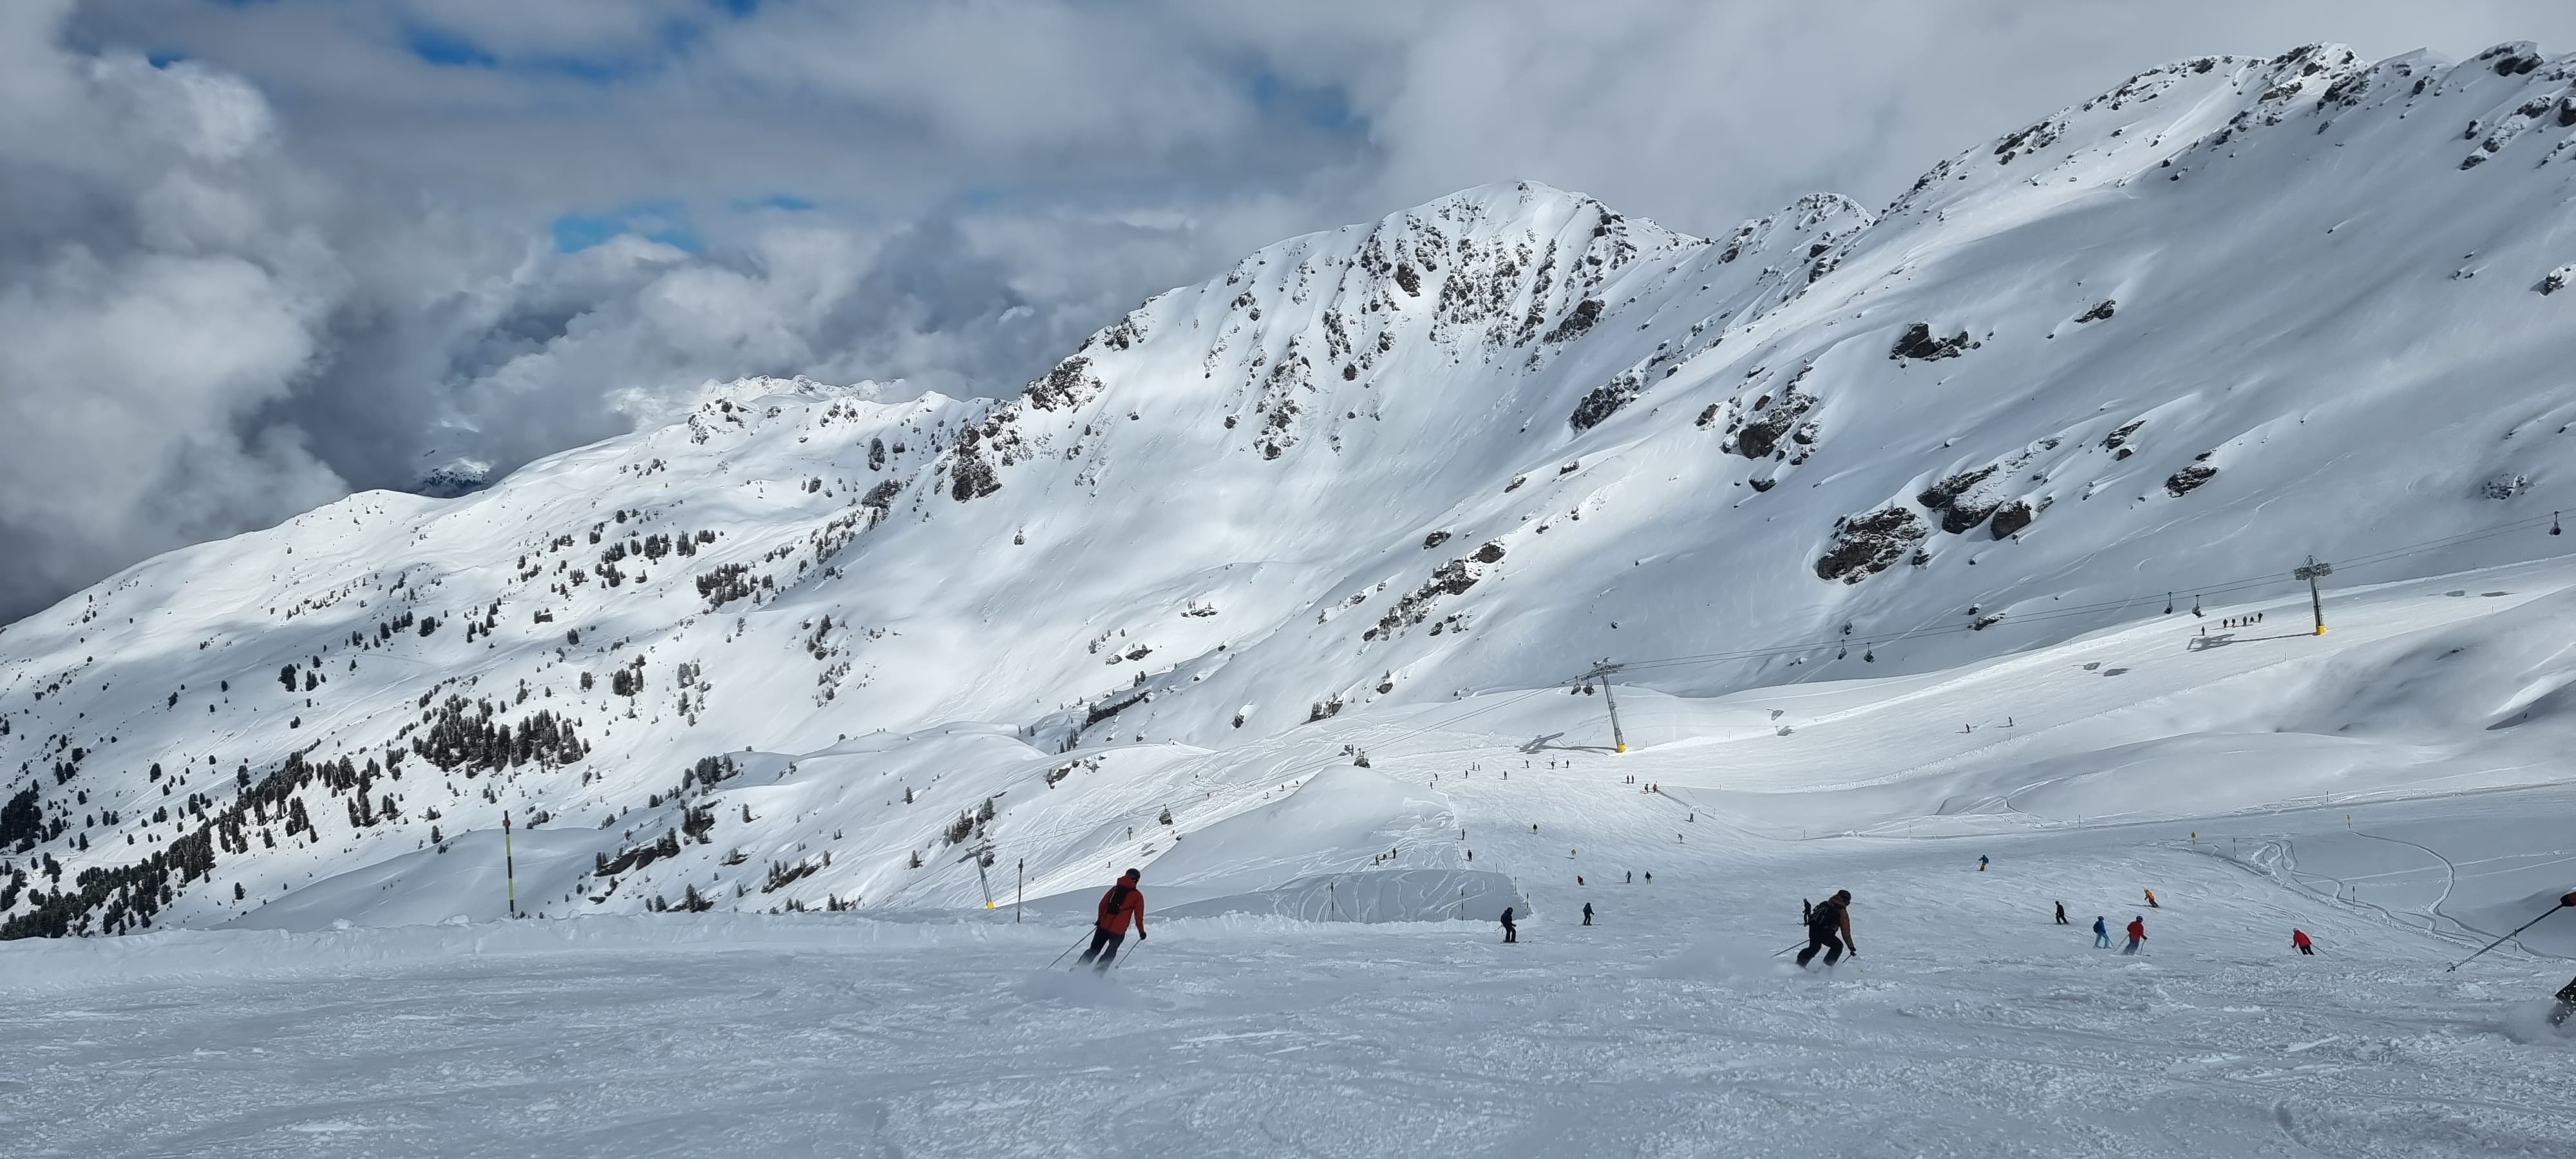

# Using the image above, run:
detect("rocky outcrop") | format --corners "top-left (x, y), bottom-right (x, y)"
top-left (1736, 370), bottom-right (1819, 460)
top-left (2164, 463), bottom-right (2218, 497)
top-left (1890, 323), bottom-right (1973, 361)
top-left (1917, 467), bottom-right (2003, 533)
top-left (1368, 542), bottom-right (1506, 639)
top-left (1025, 356), bottom-right (1103, 411)
top-left (1990, 500), bottom-right (2036, 540)
top-left (1815, 508), bottom-right (1927, 583)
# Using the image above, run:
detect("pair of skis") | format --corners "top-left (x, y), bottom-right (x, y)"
top-left (1045, 931), bottom-right (1144, 973)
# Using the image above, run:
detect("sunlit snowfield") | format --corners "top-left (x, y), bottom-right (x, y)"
top-left (10, 563), bottom-right (2576, 1158)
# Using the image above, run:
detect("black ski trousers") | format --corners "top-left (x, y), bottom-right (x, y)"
top-left (1077, 927), bottom-right (1126, 970)
top-left (1795, 929), bottom-right (1844, 967)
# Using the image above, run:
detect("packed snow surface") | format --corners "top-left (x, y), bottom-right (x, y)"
top-left (9, 559), bottom-right (2576, 1156)
top-left (8, 39), bottom-right (2576, 1156)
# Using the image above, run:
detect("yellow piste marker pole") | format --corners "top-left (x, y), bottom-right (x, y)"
top-left (502, 810), bottom-right (518, 918)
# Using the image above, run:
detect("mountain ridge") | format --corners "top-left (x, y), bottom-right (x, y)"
top-left (9, 41), bottom-right (2576, 936)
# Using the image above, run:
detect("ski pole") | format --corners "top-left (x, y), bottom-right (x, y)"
top-left (1045, 930), bottom-right (1090, 970)
top-left (2445, 892), bottom-right (2576, 972)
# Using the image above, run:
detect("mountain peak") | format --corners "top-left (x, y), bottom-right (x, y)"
top-left (15, 42), bottom-right (2576, 937)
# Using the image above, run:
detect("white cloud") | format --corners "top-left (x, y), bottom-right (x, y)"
top-left (9, 0), bottom-right (2576, 621)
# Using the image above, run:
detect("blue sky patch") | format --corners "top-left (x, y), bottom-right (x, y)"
top-left (551, 202), bottom-right (701, 253)
top-left (404, 24), bottom-right (499, 70)
top-left (731, 193), bottom-right (817, 213)
top-left (1245, 70), bottom-right (1367, 138)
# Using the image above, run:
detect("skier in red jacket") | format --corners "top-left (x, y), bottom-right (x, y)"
top-left (2121, 916), bottom-right (2146, 955)
top-left (2291, 928), bottom-right (2314, 956)
top-left (1077, 868), bottom-right (1146, 972)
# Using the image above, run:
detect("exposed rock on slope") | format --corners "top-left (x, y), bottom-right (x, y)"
top-left (16, 42), bottom-right (2576, 933)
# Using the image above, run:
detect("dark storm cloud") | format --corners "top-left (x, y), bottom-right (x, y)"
top-left (7, 0), bottom-right (2575, 623)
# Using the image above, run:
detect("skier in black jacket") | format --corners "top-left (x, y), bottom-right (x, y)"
top-left (1797, 890), bottom-right (1856, 968)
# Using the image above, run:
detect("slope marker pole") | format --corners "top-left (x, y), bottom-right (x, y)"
top-left (502, 810), bottom-right (518, 918)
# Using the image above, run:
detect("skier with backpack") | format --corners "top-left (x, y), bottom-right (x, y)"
top-left (2092, 916), bottom-right (2110, 948)
top-left (1796, 890), bottom-right (1857, 968)
top-left (1500, 906), bottom-right (1518, 943)
top-left (1076, 868), bottom-right (1146, 972)
top-left (1582, 902), bottom-right (1594, 927)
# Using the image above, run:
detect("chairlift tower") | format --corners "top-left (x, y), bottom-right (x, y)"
top-left (1582, 662), bottom-right (1629, 753)
top-left (2295, 556), bottom-right (2333, 636)
top-left (961, 840), bottom-right (997, 909)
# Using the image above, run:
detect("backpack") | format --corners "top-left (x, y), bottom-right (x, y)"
top-left (1100, 882), bottom-right (1134, 921)
top-left (1808, 900), bottom-right (1842, 934)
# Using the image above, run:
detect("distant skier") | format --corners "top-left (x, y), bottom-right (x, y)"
top-left (2093, 916), bottom-right (2110, 948)
top-left (1577, 875), bottom-right (1585, 886)
top-left (1582, 902), bottom-right (1595, 927)
top-left (1643, 872), bottom-right (1651, 883)
top-left (1501, 906), bottom-right (1519, 943)
top-left (1625, 871), bottom-right (1633, 884)
top-left (2292, 928), bottom-right (2314, 956)
top-left (1796, 889), bottom-right (1857, 968)
top-left (2054, 900), bottom-right (2068, 925)
top-left (1978, 855), bottom-right (1989, 872)
top-left (2122, 916), bottom-right (2146, 955)
top-left (2143, 889), bottom-right (2159, 909)
top-left (1077, 868), bottom-right (1147, 972)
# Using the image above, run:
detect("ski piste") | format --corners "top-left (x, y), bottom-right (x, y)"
top-left (8, 38), bottom-right (2576, 1158)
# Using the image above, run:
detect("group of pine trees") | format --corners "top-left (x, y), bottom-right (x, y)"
top-left (409, 696), bottom-right (589, 773)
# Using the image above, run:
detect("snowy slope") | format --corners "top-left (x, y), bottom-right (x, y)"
top-left (10, 43), bottom-right (2576, 939)
top-left (7, 561), bottom-right (2576, 1156)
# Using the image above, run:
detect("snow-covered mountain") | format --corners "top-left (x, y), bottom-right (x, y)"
top-left (9, 42), bottom-right (2576, 939)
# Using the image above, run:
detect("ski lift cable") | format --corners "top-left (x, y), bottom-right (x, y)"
top-left (994, 685), bottom-right (1558, 852)
top-left (994, 513), bottom-right (2570, 856)
top-left (1607, 510), bottom-right (2571, 677)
